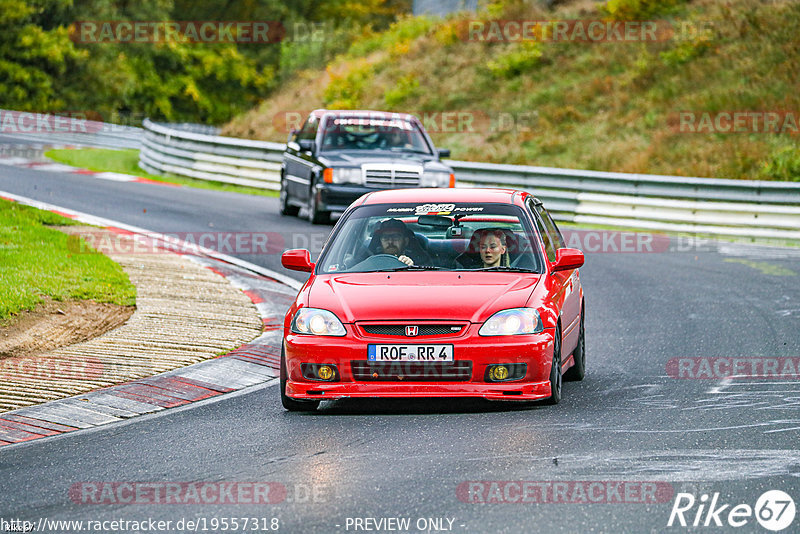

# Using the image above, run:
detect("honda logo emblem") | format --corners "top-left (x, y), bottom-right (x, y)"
top-left (405, 326), bottom-right (419, 337)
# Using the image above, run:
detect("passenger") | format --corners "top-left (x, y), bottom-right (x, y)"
top-left (372, 218), bottom-right (432, 266)
top-left (478, 230), bottom-right (510, 268)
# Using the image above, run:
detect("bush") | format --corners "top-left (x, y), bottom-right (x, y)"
top-left (603, 0), bottom-right (688, 20)
top-left (278, 22), bottom-right (366, 80)
top-left (487, 42), bottom-right (543, 79)
top-left (384, 74), bottom-right (420, 108)
top-left (347, 15), bottom-right (436, 58)
top-left (433, 19), bottom-right (462, 46)
top-left (323, 60), bottom-right (375, 109)
top-left (660, 20), bottom-right (714, 67)
top-left (761, 146), bottom-right (800, 181)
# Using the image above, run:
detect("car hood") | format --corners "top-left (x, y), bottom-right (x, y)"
top-left (307, 272), bottom-right (541, 323)
top-left (317, 152), bottom-right (450, 171)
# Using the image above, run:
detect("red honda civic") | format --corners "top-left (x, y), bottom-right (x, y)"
top-left (280, 188), bottom-right (585, 411)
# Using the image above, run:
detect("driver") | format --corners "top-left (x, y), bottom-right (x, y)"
top-left (373, 218), bottom-right (431, 267)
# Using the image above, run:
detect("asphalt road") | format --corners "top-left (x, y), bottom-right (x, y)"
top-left (2, 154), bottom-right (800, 533)
top-left (0, 155), bottom-right (327, 283)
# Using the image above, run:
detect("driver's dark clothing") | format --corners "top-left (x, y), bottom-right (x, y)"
top-left (367, 235), bottom-right (433, 266)
top-left (348, 219), bottom-right (434, 267)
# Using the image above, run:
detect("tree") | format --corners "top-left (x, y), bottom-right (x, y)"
top-left (0, 0), bottom-right (86, 111)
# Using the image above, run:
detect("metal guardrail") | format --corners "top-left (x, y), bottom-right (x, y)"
top-left (140, 119), bottom-right (800, 241)
top-left (139, 119), bottom-right (283, 190)
top-left (449, 160), bottom-right (800, 241)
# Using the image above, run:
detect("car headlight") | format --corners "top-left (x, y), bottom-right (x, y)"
top-left (324, 167), bottom-right (363, 184)
top-left (291, 308), bottom-right (346, 336)
top-left (420, 171), bottom-right (453, 188)
top-left (479, 308), bottom-right (543, 336)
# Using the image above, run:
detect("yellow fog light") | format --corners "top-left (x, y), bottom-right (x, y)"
top-left (317, 365), bottom-right (335, 381)
top-left (490, 365), bottom-right (509, 381)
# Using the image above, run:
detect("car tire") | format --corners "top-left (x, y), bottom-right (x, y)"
top-left (279, 176), bottom-right (299, 217)
top-left (280, 345), bottom-right (320, 412)
top-left (544, 325), bottom-right (562, 405)
top-left (564, 303), bottom-right (585, 382)
top-left (307, 184), bottom-right (330, 225)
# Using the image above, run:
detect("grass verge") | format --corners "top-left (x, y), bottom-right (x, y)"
top-left (45, 148), bottom-right (279, 197)
top-left (0, 199), bottom-right (136, 324)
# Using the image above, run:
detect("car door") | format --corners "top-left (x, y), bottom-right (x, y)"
top-left (284, 115), bottom-right (319, 201)
top-left (532, 201), bottom-right (581, 355)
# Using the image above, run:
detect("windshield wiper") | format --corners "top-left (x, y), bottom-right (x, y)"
top-left (470, 266), bottom-right (538, 273)
top-left (377, 265), bottom-right (446, 272)
top-left (388, 147), bottom-right (431, 154)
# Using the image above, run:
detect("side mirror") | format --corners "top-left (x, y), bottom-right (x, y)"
top-left (552, 248), bottom-right (584, 272)
top-left (298, 139), bottom-right (315, 153)
top-left (438, 148), bottom-right (451, 159)
top-left (282, 249), bottom-right (315, 272)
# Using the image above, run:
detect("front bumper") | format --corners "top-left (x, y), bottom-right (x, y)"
top-left (316, 183), bottom-right (446, 213)
top-left (284, 326), bottom-right (555, 401)
top-left (317, 184), bottom-right (372, 213)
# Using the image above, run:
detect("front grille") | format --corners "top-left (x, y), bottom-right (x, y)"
top-left (361, 324), bottom-right (464, 336)
top-left (351, 361), bottom-right (473, 382)
top-left (363, 165), bottom-right (421, 188)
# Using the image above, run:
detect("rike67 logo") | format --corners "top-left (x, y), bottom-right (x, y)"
top-left (668, 490), bottom-right (795, 531)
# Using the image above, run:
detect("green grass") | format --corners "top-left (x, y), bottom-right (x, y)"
top-left (0, 199), bottom-right (136, 323)
top-left (45, 148), bottom-right (279, 197)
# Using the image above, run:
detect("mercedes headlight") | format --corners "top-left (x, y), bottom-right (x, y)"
top-left (324, 167), bottom-right (363, 184)
top-left (420, 171), bottom-right (453, 188)
top-left (291, 308), bottom-right (346, 336)
top-left (479, 308), bottom-right (543, 336)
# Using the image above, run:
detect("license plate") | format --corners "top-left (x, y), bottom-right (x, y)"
top-left (367, 344), bottom-right (454, 362)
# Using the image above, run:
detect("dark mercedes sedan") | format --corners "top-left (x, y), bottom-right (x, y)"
top-left (279, 109), bottom-right (455, 224)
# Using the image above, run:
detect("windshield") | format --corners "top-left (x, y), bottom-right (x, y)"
top-left (317, 202), bottom-right (544, 274)
top-left (319, 117), bottom-right (432, 154)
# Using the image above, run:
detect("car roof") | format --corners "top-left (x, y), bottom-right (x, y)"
top-left (310, 108), bottom-right (417, 121)
top-left (357, 188), bottom-right (537, 206)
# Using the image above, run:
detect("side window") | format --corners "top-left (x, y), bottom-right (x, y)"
top-left (295, 116), bottom-right (318, 142)
top-left (536, 205), bottom-right (565, 250)
top-left (530, 207), bottom-right (556, 262)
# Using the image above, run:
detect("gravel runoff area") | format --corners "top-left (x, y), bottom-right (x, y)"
top-left (0, 228), bottom-right (263, 412)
